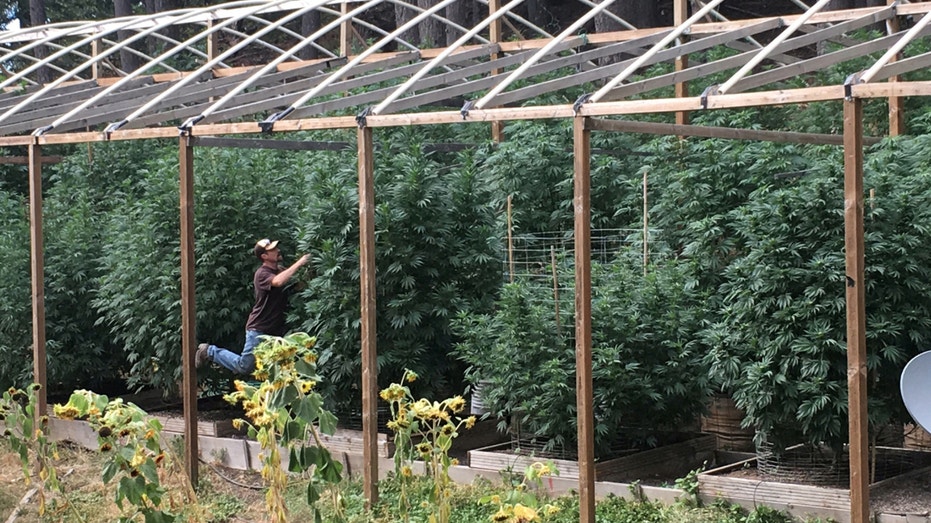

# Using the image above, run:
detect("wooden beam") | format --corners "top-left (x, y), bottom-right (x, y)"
top-left (605, 9), bottom-right (892, 101)
top-left (16, 82), bottom-right (931, 146)
top-left (573, 116), bottom-right (594, 523)
top-left (191, 137), bottom-right (351, 151)
top-left (490, 0), bottom-right (505, 144)
top-left (0, 155), bottom-right (62, 165)
top-left (28, 142), bottom-right (46, 417)
top-left (340, 2), bottom-right (351, 57)
top-left (585, 118), bottom-right (882, 146)
top-left (178, 135), bottom-right (199, 486)
top-left (887, 0), bottom-right (906, 137)
top-left (357, 124), bottom-right (378, 507)
top-left (843, 97), bottom-right (868, 523)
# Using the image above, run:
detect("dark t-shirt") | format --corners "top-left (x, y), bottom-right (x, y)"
top-left (245, 264), bottom-right (288, 336)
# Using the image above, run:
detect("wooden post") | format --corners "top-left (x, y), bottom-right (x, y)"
top-left (642, 167), bottom-right (648, 275)
top-left (490, 0), bottom-right (505, 142)
top-left (357, 124), bottom-right (378, 506)
top-left (206, 20), bottom-right (218, 63)
top-left (341, 3), bottom-right (351, 57)
top-left (843, 97), bottom-right (869, 523)
top-left (551, 246), bottom-right (560, 333)
top-left (91, 39), bottom-right (100, 81)
top-left (28, 142), bottom-right (46, 417)
top-left (507, 194), bottom-right (514, 283)
top-left (674, 0), bottom-right (689, 127)
top-left (573, 116), bottom-right (594, 523)
top-left (178, 135), bottom-right (199, 486)
top-left (886, 0), bottom-right (905, 136)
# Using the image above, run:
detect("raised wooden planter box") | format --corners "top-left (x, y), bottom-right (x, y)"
top-left (699, 448), bottom-right (931, 523)
top-left (468, 432), bottom-right (715, 482)
top-left (151, 413), bottom-right (238, 437)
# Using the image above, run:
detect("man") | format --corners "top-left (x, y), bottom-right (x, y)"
top-left (196, 238), bottom-right (309, 374)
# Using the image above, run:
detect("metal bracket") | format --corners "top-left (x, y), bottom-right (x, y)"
top-left (178, 115), bottom-right (205, 135)
top-left (355, 106), bottom-right (371, 128)
top-left (258, 106), bottom-right (294, 134)
top-left (844, 73), bottom-right (861, 102)
top-left (31, 125), bottom-right (53, 137)
top-left (573, 93), bottom-right (592, 116)
top-left (700, 85), bottom-right (719, 110)
top-left (104, 120), bottom-right (127, 135)
top-left (460, 100), bottom-right (474, 120)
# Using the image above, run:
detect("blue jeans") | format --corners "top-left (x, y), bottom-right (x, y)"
top-left (207, 330), bottom-right (262, 375)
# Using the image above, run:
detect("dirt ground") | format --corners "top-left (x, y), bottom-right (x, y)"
top-left (3, 439), bottom-right (931, 522)
top-left (0, 442), bottom-right (270, 523)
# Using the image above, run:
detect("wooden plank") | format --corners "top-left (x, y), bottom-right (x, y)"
top-left (674, 0), bottom-right (689, 127)
top-left (844, 97), bottom-right (868, 523)
top-left (732, 25), bottom-right (921, 94)
top-left (887, 0), bottom-right (905, 138)
top-left (868, 50), bottom-right (931, 85)
top-left (28, 142), bottom-right (46, 418)
top-left (22, 81), bottom-right (931, 146)
top-left (584, 118), bottom-right (882, 146)
top-left (191, 136), bottom-right (351, 151)
top-left (377, 41), bottom-right (612, 116)
top-left (178, 135), bottom-right (199, 486)
top-left (357, 125), bottom-right (378, 506)
top-left (574, 116), bottom-right (594, 523)
top-left (496, 20), bottom-right (781, 107)
top-left (606, 9), bottom-right (893, 101)
top-left (0, 155), bottom-right (62, 164)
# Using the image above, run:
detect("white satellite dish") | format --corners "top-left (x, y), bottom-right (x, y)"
top-left (901, 351), bottom-right (931, 434)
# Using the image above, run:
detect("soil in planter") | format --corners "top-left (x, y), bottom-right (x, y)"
top-left (511, 429), bottom-right (699, 462)
top-left (754, 445), bottom-right (931, 488)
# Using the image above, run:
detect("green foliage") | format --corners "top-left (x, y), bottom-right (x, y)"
top-left (705, 136), bottom-right (931, 451)
top-left (480, 461), bottom-right (562, 522)
top-left (94, 145), bottom-right (304, 392)
top-left (293, 128), bottom-right (500, 408)
top-left (224, 332), bottom-right (342, 523)
top-left (381, 369), bottom-right (477, 523)
top-left (54, 389), bottom-right (187, 523)
top-left (455, 254), bottom-right (709, 454)
top-left (0, 191), bottom-right (31, 388)
top-left (0, 384), bottom-right (66, 518)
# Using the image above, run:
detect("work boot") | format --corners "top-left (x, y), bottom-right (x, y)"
top-left (195, 343), bottom-right (210, 369)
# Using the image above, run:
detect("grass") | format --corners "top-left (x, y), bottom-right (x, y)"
top-left (0, 443), bottom-right (835, 523)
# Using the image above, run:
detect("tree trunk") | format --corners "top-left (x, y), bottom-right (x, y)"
top-left (29, 0), bottom-right (52, 84)
top-left (445, 0), bottom-right (469, 47)
top-left (418, 0), bottom-right (444, 48)
top-left (299, 11), bottom-right (321, 60)
top-left (395, 3), bottom-right (420, 48)
top-left (114, 0), bottom-right (140, 73)
top-left (593, 0), bottom-right (658, 64)
top-left (594, 0), bottom-right (658, 32)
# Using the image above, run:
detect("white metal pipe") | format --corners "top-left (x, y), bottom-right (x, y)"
top-left (717, 0), bottom-right (832, 94)
top-left (0, 18), bottom-right (131, 79)
top-left (191, 0), bottom-right (381, 124)
top-left (372, 0), bottom-right (523, 115)
top-left (117, 0), bottom-right (327, 127)
top-left (386, 0), bottom-right (492, 44)
top-left (269, 0), bottom-right (460, 120)
top-left (33, 0), bottom-right (283, 134)
top-left (859, 8), bottom-right (931, 83)
top-left (0, 1), bottom-right (341, 44)
top-left (589, 0), bottom-right (725, 103)
top-left (693, 0), bottom-right (763, 48)
top-left (474, 0), bottom-right (620, 110)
